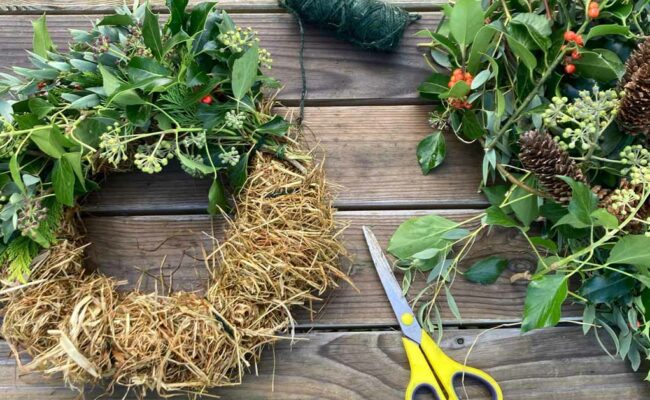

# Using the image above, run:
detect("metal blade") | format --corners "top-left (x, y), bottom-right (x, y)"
top-left (362, 226), bottom-right (422, 344)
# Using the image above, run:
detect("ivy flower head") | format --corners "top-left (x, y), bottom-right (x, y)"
top-left (218, 27), bottom-right (260, 53)
top-left (621, 145), bottom-right (650, 185)
top-left (225, 110), bottom-right (247, 130)
top-left (0, 117), bottom-right (19, 159)
top-left (608, 187), bottom-right (642, 216)
top-left (219, 147), bottom-right (240, 167)
top-left (134, 141), bottom-right (174, 174)
top-left (181, 130), bottom-right (207, 149)
top-left (17, 195), bottom-right (48, 239)
top-left (99, 123), bottom-right (128, 166)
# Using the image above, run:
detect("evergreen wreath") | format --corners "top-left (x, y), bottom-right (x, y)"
top-left (0, 1), bottom-right (346, 396)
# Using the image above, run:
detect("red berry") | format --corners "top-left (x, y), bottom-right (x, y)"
top-left (448, 81), bottom-right (454, 88)
top-left (571, 50), bottom-right (581, 60)
top-left (575, 35), bottom-right (584, 46)
top-left (464, 72), bottom-right (472, 80)
top-left (200, 95), bottom-right (213, 105)
top-left (564, 31), bottom-right (576, 42)
top-left (565, 64), bottom-right (576, 74)
top-left (588, 7), bottom-right (599, 18)
top-left (589, 1), bottom-right (599, 8)
top-left (453, 68), bottom-right (463, 76)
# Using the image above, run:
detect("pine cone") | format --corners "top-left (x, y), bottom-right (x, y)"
top-left (519, 130), bottom-right (586, 204)
top-left (591, 185), bottom-right (611, 202)
top-left (618, 38), bottom-right (650, 137)
top-left (600, 179), bottom-right (650, 232)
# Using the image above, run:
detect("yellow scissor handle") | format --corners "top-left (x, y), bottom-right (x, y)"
top-left (403, 330), bottom-right (503, 400)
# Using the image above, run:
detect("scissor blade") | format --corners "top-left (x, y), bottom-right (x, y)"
top-left (362, 226), bottom-right (422, 344)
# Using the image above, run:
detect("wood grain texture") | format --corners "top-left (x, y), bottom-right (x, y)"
top-left (78, 210), bottom-right (579, 327)
top-left (0, 13), bottom-right (438, 103)
top-left (0, 0), bottom-right (444, 14)
top-left (83, 106), bottom-right (486, 213)
top-left (1, 328), bottom-right (647, 399)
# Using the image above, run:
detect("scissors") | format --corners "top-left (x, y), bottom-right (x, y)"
top-left (362, 226), bottom-right (503, 400)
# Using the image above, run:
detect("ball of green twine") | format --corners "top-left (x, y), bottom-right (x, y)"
top-left (280, 0), bottom-right (420, 51)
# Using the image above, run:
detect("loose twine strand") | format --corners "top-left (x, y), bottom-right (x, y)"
top-left (279, 0), bottom-right (420, 124)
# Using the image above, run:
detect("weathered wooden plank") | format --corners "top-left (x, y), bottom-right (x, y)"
top-left (83, 105), bottom-right (486, 213)
top-left (78, 210), bottom-right (578, 327)
top-left (0, 0), bottom-right (444, 14)
top-left (1, 328), bottom-right (647, 399)
top-left (0, 13), bottom-right (438, 103)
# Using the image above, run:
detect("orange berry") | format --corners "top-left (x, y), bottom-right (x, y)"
top-left (564, 31), bottom-right (576, 42)
top-left (575, 35), bottom-right (584, 46)
top-left (588, 7), bottom-right (599, 18)
top-left (448, 81), bottom-right (454, 88)
top-left (571, 50), bottom-right (581, 60)
top-left (589, 1), bottom-right (599, 8)
top-left (465, 78), bottom-right (472, 85)
top-left (464, 72), bottom-right (472, 80)
top-left (453, 68), bottom-right (463, 76)
top-left (464, 102), bottom-right (472, 109)
top-left (565, 64), bottom-right (576, 74)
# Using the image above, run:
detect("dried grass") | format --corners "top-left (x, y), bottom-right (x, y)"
top-left (1, 150), bottom-right (347, 397)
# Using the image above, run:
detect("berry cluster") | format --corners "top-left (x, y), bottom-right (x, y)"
top-left (448, 68), bottom-right (473, 109)
top-left (562, 31), bottom-right (585, 74)
top-left (588, 1), bottom-right (600, 19)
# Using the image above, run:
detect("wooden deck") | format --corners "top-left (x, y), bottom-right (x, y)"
top-left (1, 1), bottom-right (649, 398)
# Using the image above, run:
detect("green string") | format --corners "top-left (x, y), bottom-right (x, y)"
top-left (279, 0), bottom-right (420, 125)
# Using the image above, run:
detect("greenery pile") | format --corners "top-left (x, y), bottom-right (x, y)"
top-left (391, 0), bottom-right (650, 377)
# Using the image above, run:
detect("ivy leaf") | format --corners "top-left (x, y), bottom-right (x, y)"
top-left (591, 208), bottom-right (619, 229)
top-left (31, 128), bottom-right (65, 159)
top-left (464, 256), bottom-right (508, 284)
top-left (97, 14), bottom-right (134, 26)
top-left (32, 15), bottom-right (54, 58)
top-left (560, 176), bottom-right (598, 225)
top-left (388, 214), bottom-right (457, 259)
top-left (28, 98), bottom-right (54, 119)
top-left (256, 115), bottom-right (289, 136)
top-left (142, 6), bottom-right (164, 60)
top-left (607, 235), bottom-right (650, 267)
top-left (99, 65), bottom-right (122, 97)
top-left (52, 158), bottom-right (75, 206)
top-left (207, 178), bottom-right (229, 215)
top-left (69, 94), bottom-right (100, 110)
top-left (580, 273), bottom-right (634, 304)
top-left (509, 177), bottom-right (539, 227)
top-left (231, 43), bottom-right (259, 100)
top-left (448, 0), bottom-right (484, 49)
top-left (62, 152), bottom-right (85, 190)
top-left (417, 131), bottom-right (446, 175)
top-left (483, 205), bottom-right (519, 228)
top-left (521, 275), bottom-right (568, 332)
top-left (165, 0), bottom-right (189, 34)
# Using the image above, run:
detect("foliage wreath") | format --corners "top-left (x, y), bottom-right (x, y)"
top-left (0, 1), bottom-right (345, 396)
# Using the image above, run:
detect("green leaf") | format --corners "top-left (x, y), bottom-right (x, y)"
top-left (256, 115), bottom-right (290, 136)
top-left (187, 2), bottom-right (217, 35)
top-left (560, 176), bottom-right (598, 225)
top-left (482, 185), bottom-right (507, 207)
top-left (529, 236), bottom-right (558, 253)
top-left (505, 34), bottom-right (537, 72)
top-left (99, 65), bottom-right (122, 96)
top-left (483, 205), bottom-right (519, 228)
top-left (166, 0), bottom-right (189, 34)
top-left (418, 73), bottom-right (450, 98)
top-left (232, 43), bottom-right (259, 100)
top-left (31, 128), bottom-right (65, 158)
top-left (110, 89), bottom-right (144, 106)
top-left (177, 152), bottom-right (214, 175)
top-left (591, 208), bottom-right (619, 229)
top-left (142, 7), bottom-right (164, 60)
top-left (32, 15), bottom-right (54, 58)
top-left (445, 286), bottom-right (462, 321)
top-left (52, 158), bottom-right (75, 206)
top-left (388, 214), bottom-right (457, 259)
top-left (62, 152), bottom-right (85, 190)
top-left (449, 0), bottom-right (484, 49)
top-left (510, 13), bottom-right (552, 50)
top-left (467, 25), bottom-right (496, 74)
top-left (97, 14), bottom-right (134, 26)
top-left (607, 235), bottom-right (650, 267)
top-left (510, 178), bottom-right (539, 227)
top-left (9, 153), bottom-right (25, 192)
top-left (580, 273), bottom-right (634, 304)
top-left (460, 110), bottom-right (484, 140)
top-left (573, 49), bottom-right (625, 82)
top-left (464, 256), bottom-right (508, 284)
top-left (440, 80), bottom-right (470, 100)
top-left (207, 178), bottom-right (229, 215)
top-left (28, 98), bottom-right (54, 119)
top-left (69, 94), bottom-right (100, 109)
top-left (586, 24), bottom-right (631, 42)
top-left (417, 132), bottom-right (446, 175)
top-left (521, 275), bottom-right (568, 332)
top-left (228, 152), bottom-right (249, 193)
top-left (69, 59), bottom-right (97, 72)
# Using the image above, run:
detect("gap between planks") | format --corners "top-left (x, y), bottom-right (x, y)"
top-left (0, 0), bottom-right (446, 15)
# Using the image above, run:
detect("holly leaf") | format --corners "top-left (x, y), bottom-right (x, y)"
top-left (417, 131), bottom-right (446, 175)
top-left (166, 0), bottom-right (189, 34)
top-left (521, 275), bottom-right (568, 332)
top-left (142, 6), bottom-right (164, 60)
top-left (207, 178), bottom-right (230, 215)
top-left (231, 43), bottom-right (259, 100)
top-left (464, 256), bottom-right (508, 284)
top-left (573, 49), bottom-right (625, 82)
top-left (32, 14), bottom-right (54, 58)
top-left (97, 14), bottom-right (134, 26)
top-left (580, 273), bottom-right (634, 304)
